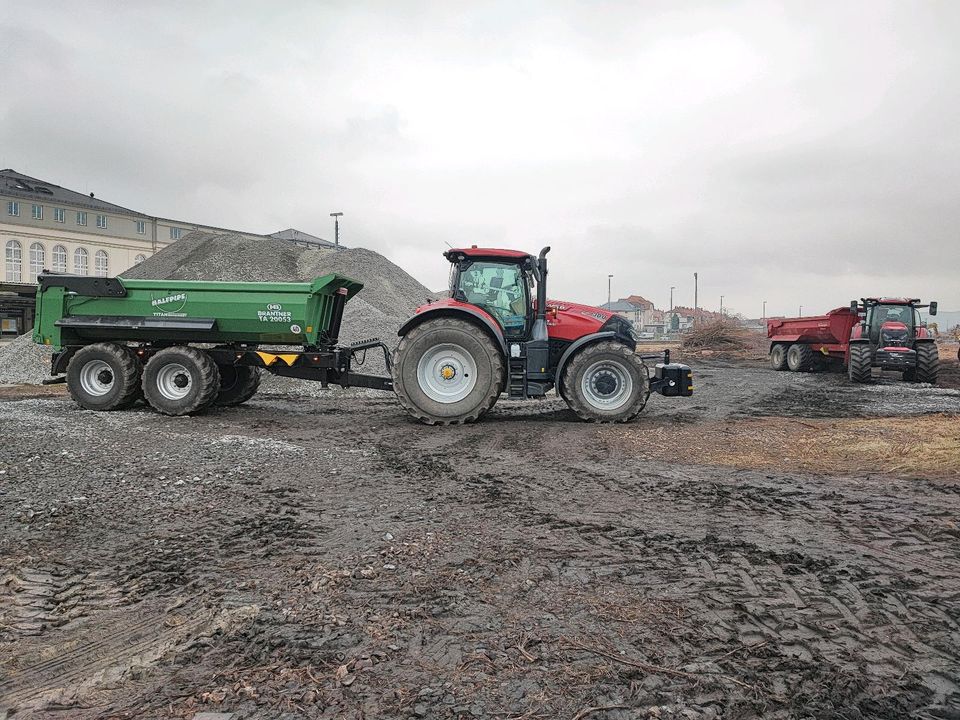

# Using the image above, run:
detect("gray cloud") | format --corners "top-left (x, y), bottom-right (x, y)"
top-left (1, 1), bottom-right (958, 315)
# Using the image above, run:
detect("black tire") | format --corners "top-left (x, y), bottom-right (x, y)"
top-left (786, 343), bottom-right (815, 372)
top-left (561, 341), bottom-right (649, 423)
top-left (769, 344), bottom-right (788, 371)
top-left (392, 318), bottom-right (504, 425)
top-left (66, 343), bottom-right (142, 411)
top-left (915, 343), bottom-right (939, 384)
top-left (142, 346), bottom-right (221, 416)
top-left (214, 365), bottom-right (261, 406)
top-left (848, 343), bottom-right (873, 383)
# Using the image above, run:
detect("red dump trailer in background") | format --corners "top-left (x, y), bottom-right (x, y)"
top-left (767, 298), bottom-right (939, 384)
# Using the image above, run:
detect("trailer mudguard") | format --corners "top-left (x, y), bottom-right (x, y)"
top-left (398, 304), bottom-right (507, 356)
top-left (554, 331), bottom-right (617, 397)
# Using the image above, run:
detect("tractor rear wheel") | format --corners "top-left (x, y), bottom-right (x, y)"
top-left (142, 346), bottom-right (221, 416)
top-left (562, 341), bottom-right (649, 423)
top-left (915, 343), bottom-right (939, 384)
top-left (392, 318), bottom-right (504, 425)
top-left (214, 365), bottom-right (262, 406)
top-left (66, 342), bottom-right (142, 411)
top-left (769, 344), bottom-right (788, 371)
top-left (848, 343), bottom-right (873, 383)
top-left (786, 343), bottom-right (815, 372)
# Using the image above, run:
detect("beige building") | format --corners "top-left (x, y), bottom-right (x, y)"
top-left (0, 169), bottom-right (333, 335)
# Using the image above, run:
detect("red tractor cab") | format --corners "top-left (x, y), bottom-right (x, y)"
top-left (392, 246), bottom-right (692, 425)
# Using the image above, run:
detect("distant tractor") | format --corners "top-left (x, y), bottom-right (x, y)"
top-left (392, 246), bottom-right (692, 424)
top-left (767, 298), bottom-right (939, 384)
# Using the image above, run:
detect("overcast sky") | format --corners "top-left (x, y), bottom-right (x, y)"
top-left (2, 1), bottom-right (958, 315)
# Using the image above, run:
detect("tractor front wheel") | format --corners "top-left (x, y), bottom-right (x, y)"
top-left (562, 341), bottom-right (649, 423)
top-left (848, 343), bottom-right (873, 383)
top-left (915, 343), bottom-right (939, 384)
top-left (392, 318), bottom-right (504, 425)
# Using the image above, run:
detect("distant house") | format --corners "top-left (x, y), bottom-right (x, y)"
top-left (602, 295), bottom-right (659, 327)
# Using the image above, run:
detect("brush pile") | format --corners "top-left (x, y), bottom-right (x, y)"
top-left (680, 320), bottom-right (754, 351)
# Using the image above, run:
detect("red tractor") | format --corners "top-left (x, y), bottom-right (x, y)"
top-left (767, 297), bottom-right (939, 383)
top-left (391, 246), bottom-right (692, 425)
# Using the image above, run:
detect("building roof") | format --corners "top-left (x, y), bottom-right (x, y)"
top-left (0, 168), bottom-right (147, 218)
top-left (600, 300), bottom-right (641, 312)
top-left (624, 294), bottom-right (654, 309)
top-left (267, 228), bottom-right (336, 248)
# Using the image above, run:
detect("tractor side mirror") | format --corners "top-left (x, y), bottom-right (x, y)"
top-left (850, 300), bottom-right (859, 313)
top-left (929, 301), bottom-right (938, 316)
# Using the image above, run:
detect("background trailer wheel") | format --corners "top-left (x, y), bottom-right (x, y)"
top-left (214, 365), bottom-right (262, 406)
top-left (562, 341), bottom-right (649, 423)
top-left (769, 344), bottom-right (788, 371)
top-left (142, 346), bottom-right (221, 416)
top-left (392, 318), bottom-right (504, 425)
top-left (786, 343), bottom-right (815, 372)
top-left (66, 342), bottom-right (142, 411)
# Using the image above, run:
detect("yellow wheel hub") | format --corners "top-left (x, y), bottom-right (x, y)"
top-left (440, 365), bottom-right (456, 380)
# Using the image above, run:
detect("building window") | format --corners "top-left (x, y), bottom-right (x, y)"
top-left (52, 244), bottom-right (67, 272)
top-left (96, 214), bottom-right (108, 229)
top-left (29, 243), bottom-right (45, 282)
top-left (135, 220), bottom-right (145, 234)
top-left (134, 253), bottom-right (146, 265)
top-left (77, 211), bottom-right (87, 226)
top-left (32, 204), bottom-right (43, 220)
top-left (74, 247), bottom-right (89, 275)
top-left (169, 227), bottom-right (182, 240)
top-left (54, 207), bottom-right (65, 223)
top-left (7, 201), bottom-right (19, 217)
top-left (94, 250), bottom-right (109, 277)
top-left (5, 240), bottom-right (22, 282)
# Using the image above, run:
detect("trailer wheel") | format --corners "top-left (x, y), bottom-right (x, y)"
top-left (786, 343), bottom-right (815, 372)
top-left (66, 343), bottom-right (142, 411)
top-left (214, 365), bottom-right (262, 406)
top-left (142, 346), bottom-right (221, 416)
top-left (915, 343), bottom-right (939, 384)
top-left (848, 343), bottom-right (873, 383)
top-left (562, 341), bottom-right (649, 423)
top-left (392, 318), bottom-right (504, 425)
top-left (769, 344), bottom-right (788, 371)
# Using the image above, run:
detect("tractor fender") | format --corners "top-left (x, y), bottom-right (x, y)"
top-left (398, 305), bottom-right (507, 356)
top-left (554, 331), bottom-right (619, 398)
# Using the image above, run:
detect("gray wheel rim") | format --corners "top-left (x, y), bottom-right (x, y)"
top-left (416, 343), bottom-right (478, 403)
top-left (79, 359), bottom-right (114, 397)
top-left (581, 359), bottom-right (634, 410)
top-left (155, 362), bottom-right (192, 401)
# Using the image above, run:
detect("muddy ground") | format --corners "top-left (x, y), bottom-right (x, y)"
top-left (1, 358), bottom-right (959, 719)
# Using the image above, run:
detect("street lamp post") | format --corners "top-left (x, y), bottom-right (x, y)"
top-left (669, 286), bottom-right (675, 312)
top-left (762, 300), bottom-right (767, 322)
top-left (607, 274), bottom-right (613, 308)
top-left (694, 272), bottom-right (698, 312)
top-left (799, 305), bottom-right (803, 317)
top-left (720, 295), bottom-right (724, 317)
top-left (330, 212), bottom-right (343, 249)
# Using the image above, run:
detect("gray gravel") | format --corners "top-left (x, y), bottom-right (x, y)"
top-left (0, 334), bottom-right (53, 385)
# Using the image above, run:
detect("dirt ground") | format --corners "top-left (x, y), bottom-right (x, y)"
top-left (1, 353), bottom-right (959, 719)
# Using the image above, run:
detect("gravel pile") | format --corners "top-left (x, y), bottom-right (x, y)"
top-left (2, 231), bottom-right (434, 388)
top-left (0, 334), bottom-right (53, 385)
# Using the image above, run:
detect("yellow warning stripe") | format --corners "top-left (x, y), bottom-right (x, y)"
top-left (255, 352), bottom-right (300, 367)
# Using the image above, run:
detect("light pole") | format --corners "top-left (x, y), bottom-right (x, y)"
top-left (693, 272), bottom-right (698, 312)
top-left (720, 295), bottom-right (724, 317)
top-left (799, 305), bottom-right (803, 316)
top-left (607, 274), bottom-right (613, 308)
top-left (669, 286), bottom-right (675, 312)
top-left (762, 300), bottom-right (767, 322)
top-left (330, 212), bottom-right (343, 249)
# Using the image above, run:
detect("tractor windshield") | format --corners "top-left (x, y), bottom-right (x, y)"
top-left (456, 261), bottom-right (529, 336)
top-left (869, 304), bottom-right (914, 345)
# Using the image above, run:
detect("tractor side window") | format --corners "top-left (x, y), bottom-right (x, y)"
top-left (457, 262), bottom-right (528, 335)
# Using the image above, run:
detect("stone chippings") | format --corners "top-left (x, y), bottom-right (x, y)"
top-left (0, 231), bottom-right (434, 389)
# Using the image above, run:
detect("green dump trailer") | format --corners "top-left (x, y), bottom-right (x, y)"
top-left (33, 272), bottom-right (393, 415)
